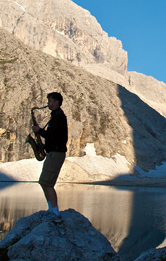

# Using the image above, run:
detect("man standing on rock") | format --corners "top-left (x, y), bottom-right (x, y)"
top-left (33, 92), bottom-right (68, 222)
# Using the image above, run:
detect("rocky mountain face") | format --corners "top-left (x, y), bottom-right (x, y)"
top-left (0, 28), bottom-right (133, 163)
top-left (0, 0), bottom-right (127, 76)
top-left (1, 0), bottom-right (166, 119)
top-left (127, 71), bottom-right (166, 116)
top-left (1, 0), bottom-right (166, 176)
top-left (1, 28), bottom-right (166, 175)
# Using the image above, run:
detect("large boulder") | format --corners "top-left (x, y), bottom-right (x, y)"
top-left (0, 209), bottom-right (121, 261)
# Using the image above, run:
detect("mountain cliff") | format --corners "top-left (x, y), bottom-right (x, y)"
top-left (1, 0), bottom-right (166, 178)
top-left (1, 28), bottom-right (166, 177)
top-left (0, 28), bottom-right (132, 163)
top-left (1, 0), bottom-right (166, 118)
top-left (0, 0), bottom-right (127, 76)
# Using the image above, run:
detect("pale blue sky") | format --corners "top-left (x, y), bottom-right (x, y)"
top-left (72, 0), bottom-right (166, 83)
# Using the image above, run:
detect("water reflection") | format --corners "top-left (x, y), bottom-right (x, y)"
top-left (58, 184), bottom-right (134, 253)
top-left (118, 187), bottom-right (166, 260)
top-left (0, 182), bottom-right (166, 260)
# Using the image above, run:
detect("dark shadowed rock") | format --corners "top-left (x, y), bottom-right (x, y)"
top-left (0, 209), bottom-right (121, 261)
top-left (135, 247), bottom-right (166, 261)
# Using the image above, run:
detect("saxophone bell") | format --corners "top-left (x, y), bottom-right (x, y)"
top-left (25, 105), bottom-right (48, 161)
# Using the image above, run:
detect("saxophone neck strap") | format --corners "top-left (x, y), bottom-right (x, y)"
top-left (43, 113), bottom-right (56, 130)
top-left (43, 120), bottom-right (50, 130)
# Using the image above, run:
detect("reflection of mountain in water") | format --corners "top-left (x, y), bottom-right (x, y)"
top-left (116, 82), bottom-right (166, 260)
top-left (0, 183), bottom-right (134, 254)
top-left (1, 183), bottom-right (166, 260)
top-left (0, 182), bottom-right (46, 241)
top-left (58, 184), bottom-right (133, 253)
top-left (118, 187), bottom-right (166, 260)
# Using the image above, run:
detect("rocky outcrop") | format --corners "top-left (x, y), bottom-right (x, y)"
top-left (1, 207), bottom-right (166, 261)
top-left (0, 0), bottom-right (127, 76)
top-left (0, 209), bottom-right (121, 261)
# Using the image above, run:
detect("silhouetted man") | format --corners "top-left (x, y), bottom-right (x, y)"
top-left (33, 92), bottom-right (68, 222)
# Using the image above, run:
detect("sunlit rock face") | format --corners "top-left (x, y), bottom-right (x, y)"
top-left (2, 0), bottom-right (166, 119)
top-left (1, 27), bottom-right (166, 175)
top-left (127, 71), bottom-right (166, 117)
top-left (0, 28), bottom-right (134, 165)
top-left (0, 0), bottom-right (128, 76)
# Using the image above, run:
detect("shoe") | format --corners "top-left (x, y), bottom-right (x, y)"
top-left (45, 210), bottom-right (52, 216)
top-left (42, 213), bottom-right (62, 223)
top-left (40, 210), bottom-right (52, 219)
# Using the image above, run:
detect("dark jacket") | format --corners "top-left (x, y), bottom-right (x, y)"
top-left (38, 107), bottom-right (68, 153)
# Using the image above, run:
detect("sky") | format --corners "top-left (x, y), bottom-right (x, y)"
top-left (72, 0), bottom-right (166, 84)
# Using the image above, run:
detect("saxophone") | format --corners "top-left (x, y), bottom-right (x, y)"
top-left (25, 105), bottom-right (48, 161)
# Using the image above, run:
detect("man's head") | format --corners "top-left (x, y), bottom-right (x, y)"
top-left (47, 92), bottom-right (63, 111)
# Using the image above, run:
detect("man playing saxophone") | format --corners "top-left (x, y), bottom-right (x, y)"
top-left (33, 92), bottom-right (68, 222)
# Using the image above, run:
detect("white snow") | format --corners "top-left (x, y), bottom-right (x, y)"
top-left (56, 30), bottom-right (64, 36)
top-left (134, 162), bottom-right (166, 178)
top-left (0, 143), bottom-right (166, 182)
top-left (0, 158), bottom-right (43, 181)
top-left (67, 143), bottom-right (131, 177)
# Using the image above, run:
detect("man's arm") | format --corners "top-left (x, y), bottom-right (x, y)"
top-left (32, 125), bottom-right (47, 138)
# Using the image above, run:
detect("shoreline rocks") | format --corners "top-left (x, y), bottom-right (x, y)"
top-left (0, 209), bottom-right (121, 261)
top-left (1, 207), bottom-right (166, 260)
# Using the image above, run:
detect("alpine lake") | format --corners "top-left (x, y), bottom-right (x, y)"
top-left (1, 181), bottom-right (166, 261)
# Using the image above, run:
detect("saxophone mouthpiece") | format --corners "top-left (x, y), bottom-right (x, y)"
top-left (42, 105), bottom-right (48, 108)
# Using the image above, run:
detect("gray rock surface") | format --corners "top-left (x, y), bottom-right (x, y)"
top-left (0, 209), bottom-right (121, 261)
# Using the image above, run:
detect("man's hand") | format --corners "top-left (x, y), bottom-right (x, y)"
top-left (32, 125), bottom-right (40, 133)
